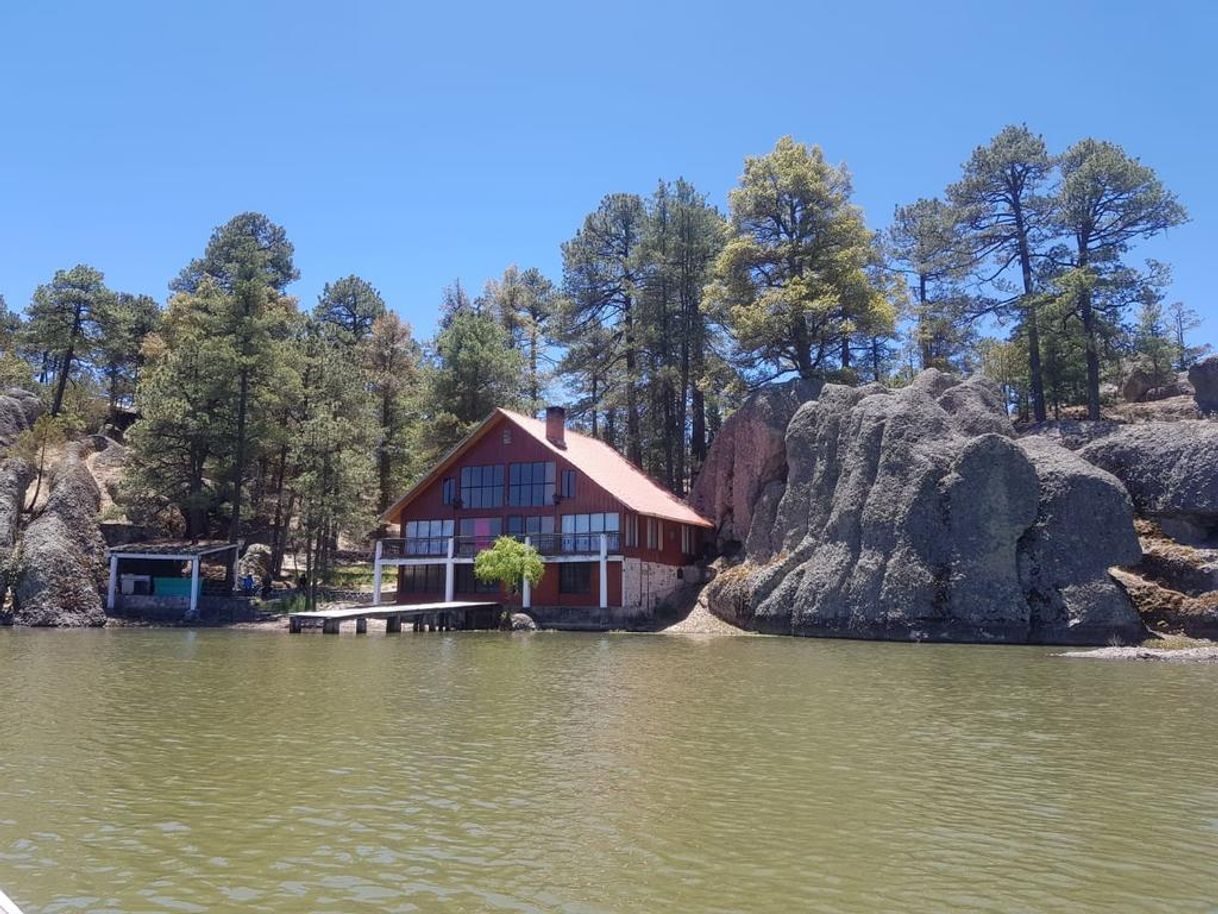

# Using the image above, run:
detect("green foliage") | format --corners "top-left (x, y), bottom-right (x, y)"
top-left (480, 265), bottom-right (560, 417)
top-left (427, 308), bottom-right (524, 455)
top-left (707, 137), bottom-right (892, 381)
top-left (473, 536), bottom-right (544, 593)
top-left (25, 263), bottom-right (111, 416)
top-left (11, 414), bottom-right (69, 512)
top-left (314, 275), bottom-right (387, 342)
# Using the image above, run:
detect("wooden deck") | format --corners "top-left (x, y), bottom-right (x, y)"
top-left (289, 600), bottom-right (501, 634)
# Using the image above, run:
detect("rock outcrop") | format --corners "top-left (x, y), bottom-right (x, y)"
top-left (703, 371), bottom-right (1144, 645)
top-left (10, 441), bottom-right (107, 626)
top-left (0, 388), bottom-right (43, 448)
top-left (687, 378), bottom-right (822, 549)
top-left (0, 457), bottom-right (33, 614)
top-left (1078, 421), bottom-right (1218, 546)
top-left (1190, 356), bottom-right (1218, 415)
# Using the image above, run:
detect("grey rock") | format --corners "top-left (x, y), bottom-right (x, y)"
top-left (0, 457), bottom-right (32, 618)
top-left (705, 372), bottom-right (1144, 645)
top-left (509, 612), bottom-right (537, 631)
top-left (1079, 421), bottom-right (1218, 545)
top-left (1121, 369), bottom-right (1156, 403)
top-left (687, 377), bottom-right (822, 549)
top-left (1190, 356), bottom-right (1218, 415)
top-left (0, 389), bottom-right (43, 448)
top-left (11, 441), bottom-right (107, 626)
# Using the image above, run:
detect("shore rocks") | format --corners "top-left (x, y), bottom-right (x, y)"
top-left (687, 378), bottom-right (822, 550)
top-left (703, 371), bottom-right (1144, 645)
top-left (509, 612), bottom-right (537, 631)
top-left (0, 457), bottom-right (33, 615)
top-left (1079, 421), bottom-right (1218, 546)
top-left (1189, 356), bottom-right (1218, 415)
top-left (0, 388), bottom-right (43, 448)
top-left (10, 441), bottom-right (107, 626)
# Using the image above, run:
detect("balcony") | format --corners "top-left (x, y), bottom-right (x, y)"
top-left (378, 532), bottom-right (621, 560)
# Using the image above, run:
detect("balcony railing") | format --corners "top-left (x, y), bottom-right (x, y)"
top-left (378, 532), bottom-right (621, 560)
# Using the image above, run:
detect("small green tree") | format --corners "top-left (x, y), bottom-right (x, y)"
top-left (474, 536), bottom-right (544, 596)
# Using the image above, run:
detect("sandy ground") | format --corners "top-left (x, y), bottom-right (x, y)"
top-left (659, 601), bottom-right (747, 635)
top-left (1060, 645), bottom-right (1218, 662)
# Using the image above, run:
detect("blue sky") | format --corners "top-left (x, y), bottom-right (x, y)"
top-left (1, 0), bottom-right (1214, 349)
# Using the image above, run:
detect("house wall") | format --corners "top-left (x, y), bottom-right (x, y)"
top-left (395, 560), bottom-right (622, 607)
top-left (621, 557), bottom-right (689, 611)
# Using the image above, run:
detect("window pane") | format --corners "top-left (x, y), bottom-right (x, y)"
top-left (605, 513), bottom-right (619, 531)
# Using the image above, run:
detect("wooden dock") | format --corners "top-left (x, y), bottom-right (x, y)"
top-left (288, 600), bottom-right (501, 634)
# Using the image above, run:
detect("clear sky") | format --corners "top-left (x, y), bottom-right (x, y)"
top-left (1, 0), bottom-right (1214, 349)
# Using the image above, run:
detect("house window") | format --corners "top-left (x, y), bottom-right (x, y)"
top-left (507, 516), bottom-right (555, 537)
top-left (456, 564), bottom-right (499, 594)
top-left (509, 461), bottom-right (555, 506)
top-left (403, 519), bottom-right (453, 555)
top-left (460, 464), bottom-right (504, 509)
top-left (646, 518), bottom-right (658, 550)
top-left (400, 564), bottom-right (445, 593)
top-left (441, 477), bottom-right (455, 505)
top-left (559, 562), bottom-right (593, 594)
top-left (560, 469), bottom-right (577, 499)
top-left (561, 513), bottom-right (619, 553)
top-left (458, 517), bottom-right (502, 555)
top-left (681, 525), bottom-right (693, 556)
top-left (625, 514), bottom-right (638, 548)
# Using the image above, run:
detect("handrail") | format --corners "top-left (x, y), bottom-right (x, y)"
top-left (378, 532), bottom-right (621, 559)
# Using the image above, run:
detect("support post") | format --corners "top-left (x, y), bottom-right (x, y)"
top-left (386, 615), bottom-right (401, 634)
top-left (289, 616), bottom-right (303, 633)
top-left (599, 533), bottom-right (609, 609)
top-left (356, 617), bottom-right (367, 634)
top-left (372, 540), bottom-right (384, 606)
top-left (444, 537), bottom-right (455, 602)
top-left (107, 554), bottom-right (118, 611)
top-left (522, 536), bottom-right (532, 609)
top-left (323, 618), bottom-right (340, 634)
top-left (190, 557), bottom-right (201, 616)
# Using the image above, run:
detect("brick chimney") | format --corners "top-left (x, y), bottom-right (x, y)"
top-left (545, 405), bottom-right (567, 448)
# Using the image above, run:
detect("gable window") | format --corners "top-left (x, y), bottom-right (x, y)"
top-left (509, 461), bottom-right (555, 506)
top-left (403, 519), bottom-right (454, 556)
top-left (441, 477), bottom-right (455, 505)
top-left (559, 562), bottom-right (593, 594)
top-left (561, 512), bottom-right (619, 553)
top-left (560, 469), bottom-right (577, 499)
top-left (502, 426), bottom-right (512, 444)
top-left (460, 464), bottom-right (504, 509)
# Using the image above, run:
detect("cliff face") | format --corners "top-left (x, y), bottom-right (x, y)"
top-left (701, 371), bottom-right (1145, 645)
top-left (0, 389), bottom-right (122, 627)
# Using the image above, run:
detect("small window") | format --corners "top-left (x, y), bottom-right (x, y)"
top-left (560, 469), bottom-right (577, 499)
top-left (456, 564), bottom-right (498, 594)
top-left (559, 563), bottom-right (593, 594)
top-left (441, 477), bottom-right (454, 505)
top-left (625, 514), bottom-right (638, 548)
top-left (502, 427), bottom-right (512, 444)
top-left (646, 518), bottom-right (658, 550)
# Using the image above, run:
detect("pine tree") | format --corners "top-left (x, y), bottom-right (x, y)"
top-left (707, 137), bottom-right (892, 382)
top-left (314, 275), bottom-right (387, 342)
top-left (1053, 139), bottom-right (1187, 418)
top-left (25, 264), bottom-right (110, 416)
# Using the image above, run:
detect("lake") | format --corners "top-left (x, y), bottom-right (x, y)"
top-left (2, 629), bottom-right (1217, 913)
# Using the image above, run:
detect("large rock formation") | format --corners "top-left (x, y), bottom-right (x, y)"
top-left (0, 457), bottom-right (33, 614)
top-left (10, 441), bottom-right (107, 626)
top-left (703, 371), bottom-right (1144, 645)
top-left (0, 388), bottom-right (43, 448)
top-left (1079, 421), bottom-right (1218, 546)
top-left (687, 378), bottom-right (822, 549)
top-left (1190, 356), bottom-right (1218, 415)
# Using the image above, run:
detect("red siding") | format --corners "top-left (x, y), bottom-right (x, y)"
top-left (395, 561), bottom-right (621, 607)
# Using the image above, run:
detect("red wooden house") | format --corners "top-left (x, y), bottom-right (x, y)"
top-left (374, 406), bottom-right (713, 623)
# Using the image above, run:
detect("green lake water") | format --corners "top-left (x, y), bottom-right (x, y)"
top-left (2, 629), bottom-right (1218, 913)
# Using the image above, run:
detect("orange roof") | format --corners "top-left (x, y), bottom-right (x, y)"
top-left (381, 407), bottom-right (714, 528)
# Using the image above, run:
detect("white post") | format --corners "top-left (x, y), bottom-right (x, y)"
top-left (372, 540), bottom-right (383, 606)
top-left (444, 536), bottom-right (455, 602)
top-left (599, 533), bottom-right (609, 609)
top-left (190, 557), bottom-right (200, 615)
top-left (107, 554), bottom-right (118, 611)
top-left (522, 536), bottom-right (532, 609)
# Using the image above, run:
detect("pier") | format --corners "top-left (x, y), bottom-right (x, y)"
top-left (288, 600), bottom-right (501, 634)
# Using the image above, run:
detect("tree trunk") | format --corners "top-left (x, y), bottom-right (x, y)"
top-left (1012, 195), bottom-right (1046, 422)
top-left (228, 367), bottom-right (250, 585)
